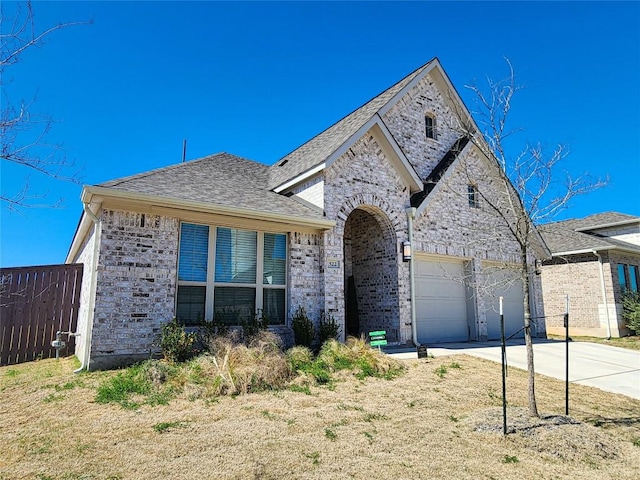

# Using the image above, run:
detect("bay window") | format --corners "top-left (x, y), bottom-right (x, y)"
top-left (176, 223), bottom-right (287, 325)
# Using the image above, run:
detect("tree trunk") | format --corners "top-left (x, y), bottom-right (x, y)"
top-left (522, 247), bottom-right (539, 417)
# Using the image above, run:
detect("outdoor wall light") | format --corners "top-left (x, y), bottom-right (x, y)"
top-left (535, 259), bottom-right (542, 275)
top-left (402, 240), bottom-right (412, 262)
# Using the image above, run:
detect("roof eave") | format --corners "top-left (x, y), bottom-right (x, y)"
top-left (82, 185), bottom-right (336, 229)
top-left (549, 245), bottom-right (640, 257)
top-left (574, 219), bottom-right (640, 232)
top-left (273, 115), bottom-right (423, 195)
top-left (550, 246), bottom-right (613, 257)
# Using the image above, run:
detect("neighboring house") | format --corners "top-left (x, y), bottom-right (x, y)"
top-left (67, 58), bottom-right (546, 370)
top-left (539, 212), bottom-right (640, 338)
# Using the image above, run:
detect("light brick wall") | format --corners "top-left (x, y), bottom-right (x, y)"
top-left (90, 210), bottom-right (179, 368)
top-left (539, 250), bottom-right (638, 337)
top-left (288, 232), bottom-right (324, 325)
top-left (323, 132), bottom-right (411, 343)
top-left (70, 224), bottom-right (100, 366)
top-left (382, 72), bottom-right (461, 180)
top-left (411, 148), bottom-right (544, 339)
top-left (344, 208), bottom-right (400, 338)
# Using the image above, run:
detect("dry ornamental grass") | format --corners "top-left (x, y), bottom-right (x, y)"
top-left (1, 351), bottom-right (639, 480)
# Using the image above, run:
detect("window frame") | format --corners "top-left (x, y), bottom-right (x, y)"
top-left (468, 184), bottom-right (479, 208)
top-left (176, 222), bottom-right (288, 325)
top-left (425, 113), bottom-right (437, 140)
top-left (618, 263), bottom-right (640, 292)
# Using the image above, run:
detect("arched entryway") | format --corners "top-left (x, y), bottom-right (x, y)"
top-left (343, 206), bottom-right (399, 338)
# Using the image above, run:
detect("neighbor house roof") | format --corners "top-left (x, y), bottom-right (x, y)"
top-left (97, 152), bottom-right (326, 221)
top-left (551, 212), bottom-right (639, 232)
top-left (267, 59), bottom-right (438, 191)
top-left (539, 213), bottom-right (640, 256)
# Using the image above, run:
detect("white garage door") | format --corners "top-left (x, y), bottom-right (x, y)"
top-left (415, 257), bottom-right (469, 343)
top-left (484, 268), bottom-right (525, 340)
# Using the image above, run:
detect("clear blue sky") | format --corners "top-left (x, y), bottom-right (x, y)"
top-left (1, 1), bottom-right (639, 268)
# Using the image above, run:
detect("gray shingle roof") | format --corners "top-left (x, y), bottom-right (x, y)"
top-left (99, 153), bottom-right (325, 220)
top-left (538, 212), bottom-right (640, 255)
top-left (552, 212), bottom-right (638, 231)
top-left (267, 59), bottom-right (436, 190)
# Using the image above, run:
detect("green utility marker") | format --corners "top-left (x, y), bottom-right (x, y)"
top-left (369, 330), bottom-right (387, 348)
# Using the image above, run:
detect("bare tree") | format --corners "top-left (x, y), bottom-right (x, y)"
top-left (1, 1), bottom-right (90, 211)
top-left (446, 60), bottom-right (606, 417)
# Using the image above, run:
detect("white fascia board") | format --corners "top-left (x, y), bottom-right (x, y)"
top-left (277, 114), bottom-right (383, 193)
top-left (66, 211), bottom-right (91, 264)
top-left (372, 115), bottom-right (422, 193)
top-left (377, 60), bottom-right (439, 118)
top-left (273, 162), bottom-right (326, 194)
top-left (322, 116), bottom-right (422, 193)
top-left (82, 185), bottom-right (336, 229)
top-left (551, 244), bottom-right (640, 257)
top-left (275, 113), bottom-right (418, 194)
top-left (574, 219), bottom-right (640, 231)
top-left (550, 247), bottom-right (613, 257)
top-left (66, 192), bottom-right (102, 263)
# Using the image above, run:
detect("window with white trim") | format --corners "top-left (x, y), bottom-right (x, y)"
top-left (176, 223), bottom-right (287, 325)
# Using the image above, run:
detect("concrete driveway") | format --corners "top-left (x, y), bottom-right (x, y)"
top-left (387, 339), bottom-right (640, 400)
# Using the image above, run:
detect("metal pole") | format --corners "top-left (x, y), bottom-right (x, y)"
top-left (564, 295), bottom-right (569, 415)
top-left (500, 296), bottom-right (507, 435)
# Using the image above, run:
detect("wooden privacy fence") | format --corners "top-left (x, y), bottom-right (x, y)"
top-left (0, 264), bottom-right (83, 366)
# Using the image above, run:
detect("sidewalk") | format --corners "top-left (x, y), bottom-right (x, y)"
top-left (386, 339), bottom-right (640, 400)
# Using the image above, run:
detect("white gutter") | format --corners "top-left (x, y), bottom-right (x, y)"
top-left (552, 247), bottom-right (615, 256)
top-left (552, 244), bottom-right (640, 257)
top-left (406, 207), bottom-right (419, 346)
top-left (593, 250), bottom-right (612, 339)
top-left (74, 201), bottom-right (101, 373)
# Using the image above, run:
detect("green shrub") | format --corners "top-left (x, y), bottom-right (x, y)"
top-left (292, 306), bottom-right (315, 347)
top-left (318, 310), bottom-right (340, 344)
top-left (160, 319), bottom-right (198, 363)
top-left (621, 290), bottom-right (640, 334)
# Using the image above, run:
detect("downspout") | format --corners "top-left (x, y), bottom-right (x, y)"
top-left (405, 207), bottom-right (419, 346)
top-left (74, 201), bottom-right (101, 373)
top-left (593, 250), bottom-right (612, 340)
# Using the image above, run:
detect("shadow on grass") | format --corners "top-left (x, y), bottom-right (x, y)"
top-left (585, 416), bottom-right (640, 427)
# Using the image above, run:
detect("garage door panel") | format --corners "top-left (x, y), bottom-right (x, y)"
top-left (415, 257), bottom-right (469, 343)
top-left (418, 299), bottom-right (467, 318)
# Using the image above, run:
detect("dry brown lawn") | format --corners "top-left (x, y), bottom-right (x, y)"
top-left (1, 354), bottom-right (639, 480)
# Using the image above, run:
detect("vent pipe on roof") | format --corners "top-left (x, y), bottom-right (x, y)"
top-left (182, 139), bottom-right (187, 163)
